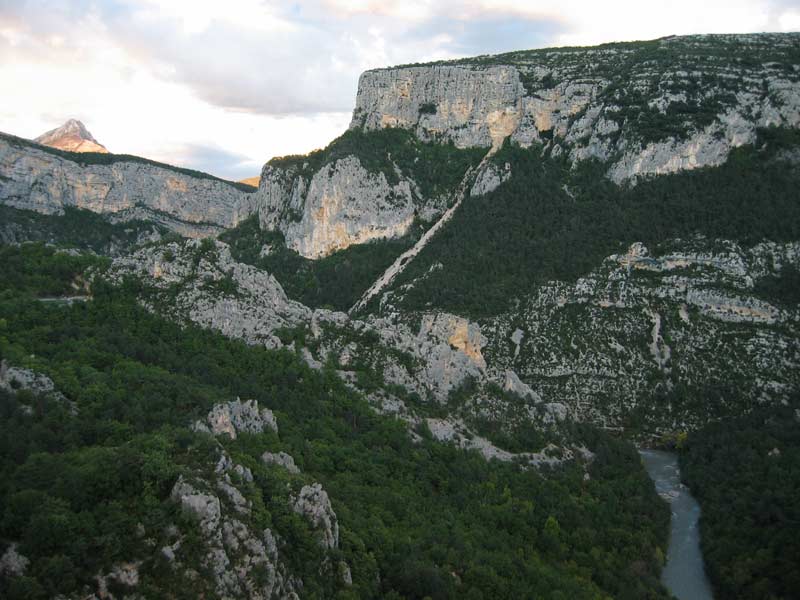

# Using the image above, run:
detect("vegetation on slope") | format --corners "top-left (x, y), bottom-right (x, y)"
top-left (679, 402), bottom-right (800, 600)
top-left (0, 244), bottom-right (671, 599)
top-left (0, 206), bottom-right (175, 255)
top-left (269, 128), bottom-right (485, 200)
top-left (389, 128), bottom-right (800, 318)
top-left (221, 216), bottom-right (422, 311)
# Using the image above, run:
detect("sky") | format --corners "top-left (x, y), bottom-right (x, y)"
top-left (1, 0), bottom-right (799, 181)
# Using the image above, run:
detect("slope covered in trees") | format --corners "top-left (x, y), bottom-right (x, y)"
top-left (388, 128), bottom-right (800, 318)
top-left (0, 244), bottom-right (672, 599)
top-left (679, 403), bottom-right (800, 600)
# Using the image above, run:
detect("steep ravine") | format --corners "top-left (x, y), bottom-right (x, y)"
top-left (350, 151), bottom-right (492, 313)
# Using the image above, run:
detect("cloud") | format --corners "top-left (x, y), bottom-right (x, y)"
top-left (0, 0), bottom-right (567, 116)
top-left (171, 143), bottom-right (258, 181)
top-left (407, 15), bottom-right (561, 57)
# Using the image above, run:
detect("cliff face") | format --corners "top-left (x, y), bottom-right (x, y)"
top-left (480, 240), bottom-right (800, 432)
top-left (259, 155), bottom-right (415, 259)
top-left (351, 34), bottom-right (800, 182)
top-left (257, 34), bottom-right (800, 261)
top-left (0, 134), bottom-right (258, 237)
top-left (352, 65), bottom-right (524, 151)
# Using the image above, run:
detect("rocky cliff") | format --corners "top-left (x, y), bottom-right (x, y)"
top-left (351, 34), bottom-right (800, 182)
top-left (259, 155), bottom-right (416, 259)
top-left (0, 133), bottom-right (258, 237)
top-left (257, 34), bottom-right (800, 262)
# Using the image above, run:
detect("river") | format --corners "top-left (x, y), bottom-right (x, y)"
top-left (639, 449), bottom-right (714, 600)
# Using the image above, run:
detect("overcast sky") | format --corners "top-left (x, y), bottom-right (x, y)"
top-left (1, 0), bottom-right (799, 180)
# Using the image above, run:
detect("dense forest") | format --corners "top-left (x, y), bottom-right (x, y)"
top-left (0, 243), bottom-right (672, 599)
top-left (388, 128), bottom-right (800, 318)
top-left (680, 403), bottom-right (800, 600)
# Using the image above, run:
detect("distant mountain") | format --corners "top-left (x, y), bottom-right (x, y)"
top-left (238, 175), bottom-right (260, 187)
top-left (34, 118), bottom-right (109, 153)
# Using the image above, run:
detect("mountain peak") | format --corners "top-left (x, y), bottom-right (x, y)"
top-left (34, 119), bottom-right (109, 153)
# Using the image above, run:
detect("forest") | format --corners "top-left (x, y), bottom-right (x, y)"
top-left (680, 403), bottom-right (800, 600)
top-left (0, 243), bottom-right (672, 599)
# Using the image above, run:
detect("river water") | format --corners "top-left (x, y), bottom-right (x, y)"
top-left (639, 449), bottom-right (714, 600)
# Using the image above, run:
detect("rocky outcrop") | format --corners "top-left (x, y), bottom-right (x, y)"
top-left (425, 418), bottom-right (586, 467)
top-left (193, 398), bottom-right (278, 439)
top-left (1, 360), bottom-right (64, 399)
top-left (357, 311), bottom-right (488, 403)
top-left (170, 472), bottom-right (300, 600)
top-left (106, 239), bottom-right (312, 347)
top-left (261, 451), bottom-right (300, 474)
top-left (0, 359), bottom-right (76, 414)
top-left (0, 544), bottom-right (29, 577)
top-left (482, 239), bottom-right (800, 432)
top-left (351, 34), bottom-right (800, 183)
top-left (292, 483), bottom-right (339, 550)
top-left (470, 162), bottom-right (511, 196)
top-left (258, 155), bottom-right (415, 258)
top-left (0, 133), bottom-right (258, 237)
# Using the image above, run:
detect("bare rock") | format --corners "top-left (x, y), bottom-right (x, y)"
top-left (261, 451), bottom-right (300, 474)
top-left (292, 483), bottom-right (339, 550)
top-left (0, 543), bottom-right (29, 577)
top-left (194, 398), bottom-right (278, 439)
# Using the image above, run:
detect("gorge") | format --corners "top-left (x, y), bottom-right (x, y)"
top-left (1, 31), bottom-right (799, 600)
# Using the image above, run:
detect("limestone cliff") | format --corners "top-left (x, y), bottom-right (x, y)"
top-left (258, 34), bottom-right (800, 262)
top-left (0, 133), bottom-right (258, 237)
top-left (258, 155), bottom-right (415, 259)
top-left (351, 34), bottom-right (800, 182)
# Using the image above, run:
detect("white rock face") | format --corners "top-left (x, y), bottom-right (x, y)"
top-left (484, 239), bottom-right (800, 431)
top-left (606, 104), bottom-right (800, 183)
top-left (361, 311), bottom-right (489, 402)
top-left (107, 239), bottom-right (312, 347)
top-left (0, 543), bottom-right (29, 577)
top-left (261, 451), bottom-right (300, 474)
top-left (292, 483), bottom-right (339, 550)
top-left (352, 65), bottom-right (525, 150)
top-left (350, 34), bottom-right (800, 183)
top-left (193, 398), bottom-right (278, 439)
top-left (470, 162), bottom-right (511, 196)
top-left (170, 469), bottom-right (300, 600)
top-left (0, 134), bottom-right (258, 237)
top-left (258, 155), bottom-right (415, 259)
top-left (0, 359), bottom-right (76, 414)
